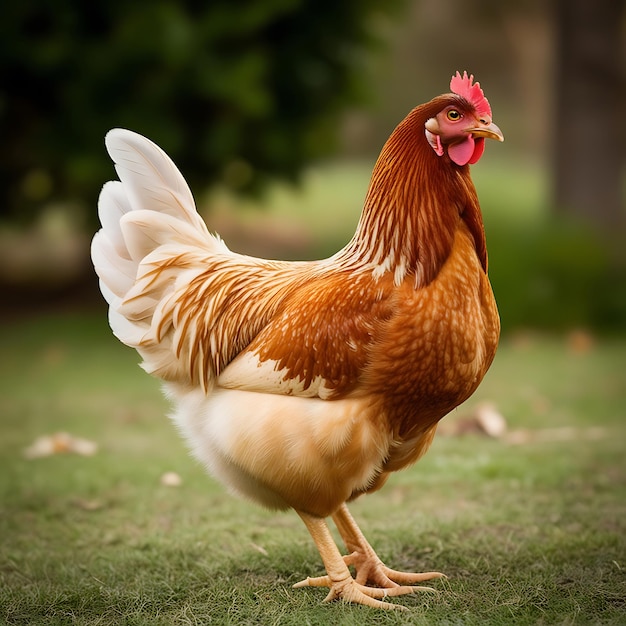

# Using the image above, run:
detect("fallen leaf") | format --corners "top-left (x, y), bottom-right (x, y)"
top-left (473, 402), bottom-right (507, 437)
top-left (160, 471), bottom-right (182, 487)
top-left (24, 432), bottom-right (98, 459)
top-left (441, 402), bottom-right (507, 438)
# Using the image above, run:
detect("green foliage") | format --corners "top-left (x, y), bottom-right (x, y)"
top-left (0, 0), bottom-right (400, 226)
top-left (474, 161), bottom-right (626, 333)
top-left (486, 218), bottom-right (624, 332)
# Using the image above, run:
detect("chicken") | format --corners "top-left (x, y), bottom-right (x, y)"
top-left (91, 71), bottom-right (503, 610)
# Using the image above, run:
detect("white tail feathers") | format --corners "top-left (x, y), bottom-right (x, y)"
top-left (92, 129), bottom-right (323, 391)
top-left (106, 129), bottom-right (205, 233)
top-left (91, 128), bottom-right (227, 361)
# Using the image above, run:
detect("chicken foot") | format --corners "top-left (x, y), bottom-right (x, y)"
top-left (294, 505), bottom-right (441, 609)
top-left (294, 511), bottom-right (417, 609)
top-left (333, 503), bottom-right (445, 587)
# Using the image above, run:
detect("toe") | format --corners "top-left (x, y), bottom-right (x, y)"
top-left (382, 567), bottom-right (446, 585)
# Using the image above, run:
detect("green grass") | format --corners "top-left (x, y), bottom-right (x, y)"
top-left (1, 314), bottom-right (625, 625)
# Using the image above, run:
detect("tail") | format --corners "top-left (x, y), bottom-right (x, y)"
top-left (91, 129), bottom-right (228, 373)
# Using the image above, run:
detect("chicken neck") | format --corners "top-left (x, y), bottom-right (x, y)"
top-left (340, 98), bottom-right (487, 288)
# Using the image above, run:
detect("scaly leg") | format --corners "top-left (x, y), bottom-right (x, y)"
top-left (333, 503), bottom-right (445, 587)
top-left (293, 511), bottom-right (419, 609)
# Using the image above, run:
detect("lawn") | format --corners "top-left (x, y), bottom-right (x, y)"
top-left (0, 312), bottom-right (624, 625)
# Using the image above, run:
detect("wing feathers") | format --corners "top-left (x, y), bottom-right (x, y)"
top-left (92, 128), bottom-right (370, 395)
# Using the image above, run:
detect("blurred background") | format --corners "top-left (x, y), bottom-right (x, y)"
top-left (0, 0), bottom-right (624, 332)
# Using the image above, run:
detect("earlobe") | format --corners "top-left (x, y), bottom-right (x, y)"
top-left (425, 128), bottom-right (444, 156)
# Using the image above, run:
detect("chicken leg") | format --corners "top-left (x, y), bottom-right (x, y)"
top-left (293, 505), bottom-right (443, 609)
top-left (333, 504), bottom-right (445, 587)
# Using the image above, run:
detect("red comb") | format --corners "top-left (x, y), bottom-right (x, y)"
top-left (450, 71), bottom-right (491, 118)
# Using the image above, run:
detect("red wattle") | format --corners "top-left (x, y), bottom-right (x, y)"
top-left (448, 137), bottom-right (475, 166)
top-left (469, 138), bottom-right (485, 164)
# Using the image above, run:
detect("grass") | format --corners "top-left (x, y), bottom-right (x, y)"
top-left (0, 313), bottom-right (625, 625)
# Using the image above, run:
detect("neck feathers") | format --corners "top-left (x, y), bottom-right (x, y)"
top-left (345, 100), bottom-right (487, 287)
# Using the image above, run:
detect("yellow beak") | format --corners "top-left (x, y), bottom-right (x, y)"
top-left (467, 121), bottom-right (504, 142)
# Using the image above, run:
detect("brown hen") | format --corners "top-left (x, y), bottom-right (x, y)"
top-left (91, 71), bottom-right (503, 609)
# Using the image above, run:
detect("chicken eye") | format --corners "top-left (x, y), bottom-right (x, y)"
top-left (447, 109), bottom-right (461, 121)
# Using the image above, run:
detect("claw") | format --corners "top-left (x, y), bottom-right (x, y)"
top-left (293, 575), bottom-right (331, 589)
top-left (293, 572), bottom-right (438, 609)
top-left (321, 577), bottom-right (410, 610)
top-left (295, 507), bottom-right (444, 610)
top-left (378, 566), bottom-right (446, 585)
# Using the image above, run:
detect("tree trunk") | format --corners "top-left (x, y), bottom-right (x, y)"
top-left (552, 0), bottom-right (625, 229)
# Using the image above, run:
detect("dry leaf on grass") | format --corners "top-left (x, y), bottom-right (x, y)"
top-left (441, 402), bottom-right (508, 438)
top-left (441, 404), bottom-right (607, 447)
top-left (23, 432), bottom-right (98, 459)
top-left (160, 471), bottom-right (183, 487)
